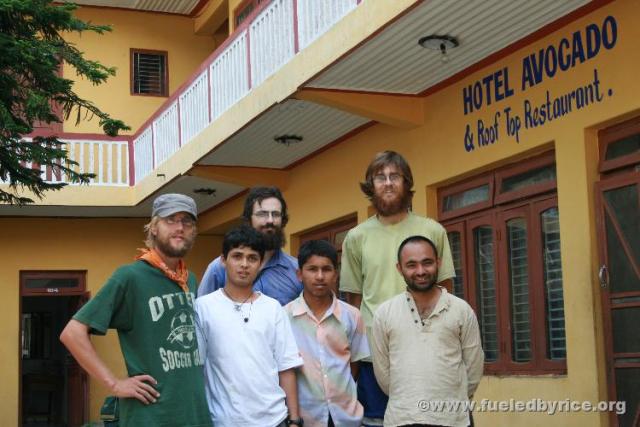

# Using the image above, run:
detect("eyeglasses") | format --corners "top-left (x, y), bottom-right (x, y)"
top-left (163, 216), bottom-right (196, 228)
top-left (373, 173), bottom-right (403, 184)
top-left (253, 210), bottom-right (282, 219)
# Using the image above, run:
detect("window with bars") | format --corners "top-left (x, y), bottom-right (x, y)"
top-left (440, 152), bottom-right (566, 374)
top-left (131, 49), bottom-right (168, 97)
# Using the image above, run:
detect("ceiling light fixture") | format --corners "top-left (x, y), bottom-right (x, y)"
top-left (418, 35), bottom-right (459, 63)
top-left (273, 134), bottom-right (303, 146)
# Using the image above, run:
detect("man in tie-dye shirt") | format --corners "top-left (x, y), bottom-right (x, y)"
top-left (285, 240), bottom-right (370, 427)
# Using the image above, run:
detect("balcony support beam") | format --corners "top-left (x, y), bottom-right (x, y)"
top-left (194, 0), bottom-right (228, 36)
top-left (294, 88), bottom-right (424, 129)
top-left (188, 165), bottom-right (290, 189)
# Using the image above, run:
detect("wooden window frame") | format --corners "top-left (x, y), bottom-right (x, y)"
top-left (299, 216), bottom-right (357, 252)
top-left (445, 221), bottom-right (469, 300)
top-left (437, 173), bottom-right (494, 221)
top-left (20, 270), bottom-right (86, 296)
top-left (130, 48), bottom-right (169, 97)
top-left (533, 197), bottom-right (566, 371)
top-left (438, 151), bottom-right (558, 221)
top-left (494, 151), bottom-right (557, 205)
top-left (448, 195), bottom-right (566, 375)
top-left (465, 212), bottom-right (502, 367)
top-left (598, 116), bottom-right (640, 174)
top-left (439, 152), bottom-right (566, 375)
top-left (233, 0), bottom-right (269, 30)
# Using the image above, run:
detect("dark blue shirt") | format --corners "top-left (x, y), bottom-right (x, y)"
top-left (197, 249), bottom-right (302, 306)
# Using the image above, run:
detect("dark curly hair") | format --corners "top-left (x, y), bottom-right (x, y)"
top-left (242, 187), bottom-right (289, 227)
top-left (222, 225), bottom-right (266, 260)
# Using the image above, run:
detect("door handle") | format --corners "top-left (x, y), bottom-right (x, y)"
top-left (598, 265), bottom-right (609, 288)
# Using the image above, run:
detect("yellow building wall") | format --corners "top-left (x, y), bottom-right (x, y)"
top-left (63, 7), bottom-right (215, 134)
top-left (199, 1), bottom-right (638, 425)
top-left (4, 0), bottom-right (638, 426)
top-left (0, 217), bottom-right (218, 425)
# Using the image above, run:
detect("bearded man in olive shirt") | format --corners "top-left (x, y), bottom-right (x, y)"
top-left (340, 151), bottom-right (456, 426)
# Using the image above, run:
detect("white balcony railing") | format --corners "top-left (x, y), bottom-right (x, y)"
top-left (67, 139), bottom-right (130, 186)
top-left (2, 0), bottom-right (361, 193)
top-left (131, 0), bottom-right (362, 184)
top-left (250, 0), bottom-right (296, 87)
top-left (297, 0), bottom-right (359, 50)
top-left (133, 127), bottom-right (153, 184)
top-left (210, 33), bottom-right (249, 121)
top-left (0, 139), bottom-right (129, 187)
top-left (153, 101), bottom-right (180, 167)
top-left (179, 72), bottom-right (210, 145)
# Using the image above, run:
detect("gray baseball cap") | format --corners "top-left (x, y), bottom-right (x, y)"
top-left (152, 193), bottom-right (198, 219)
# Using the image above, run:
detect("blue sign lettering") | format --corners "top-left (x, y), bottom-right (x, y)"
top-left (461, 16), bottom-right (617, 152)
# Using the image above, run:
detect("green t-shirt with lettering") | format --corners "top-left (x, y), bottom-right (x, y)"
top-left (74, 260), bottom-right (212, 427)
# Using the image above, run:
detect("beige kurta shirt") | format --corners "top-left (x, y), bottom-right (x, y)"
top-left (371, 288), bottom-right (484, 427)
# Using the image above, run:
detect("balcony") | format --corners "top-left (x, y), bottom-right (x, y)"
top-left (1, 0), bottom-right (597, 217)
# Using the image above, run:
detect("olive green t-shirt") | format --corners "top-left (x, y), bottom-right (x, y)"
top-left (74, 260), bottom-right (212, 427)
top-left (339, 212), bottom-right (455, 347)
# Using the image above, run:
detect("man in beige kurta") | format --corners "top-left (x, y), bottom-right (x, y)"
top-left (371, 235), bottom-right (483, 427)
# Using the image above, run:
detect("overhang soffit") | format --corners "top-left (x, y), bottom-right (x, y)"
top-left (294, 88), bottom-right (424, 129)
top-left (188, 165), bottom-right (290, 189)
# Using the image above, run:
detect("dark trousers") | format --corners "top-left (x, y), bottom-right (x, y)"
top-left (278, 415), bottom-right (335, 427)
top-left (357, 362), bottom-right (389, 419)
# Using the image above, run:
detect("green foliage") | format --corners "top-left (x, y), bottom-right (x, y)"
top-left (0, 0), bottom-right (130, 204)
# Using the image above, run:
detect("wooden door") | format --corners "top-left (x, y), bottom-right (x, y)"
top-left (596, 172), bottom-right (640, 427)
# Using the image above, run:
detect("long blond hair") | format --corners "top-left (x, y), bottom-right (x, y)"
top-left (143, 216), bottom-right (161, 249)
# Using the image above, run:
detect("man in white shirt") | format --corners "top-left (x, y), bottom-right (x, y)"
top-left (371, 235), bottom-right (483, 427)
top-left (195, 225), bottom-right (304, 427)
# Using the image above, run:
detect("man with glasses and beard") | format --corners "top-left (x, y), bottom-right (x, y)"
top-left (198, 187), bottom-right (302, 305)
top-left (371, 236), bottom-right (483, 427)
top-left (60, 194), bottom-right (211, 427)
top-left (340, 151), bottom-right (456, 426)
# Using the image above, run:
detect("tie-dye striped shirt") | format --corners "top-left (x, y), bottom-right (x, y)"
top-left (285, 293), bottom-right (370, 427)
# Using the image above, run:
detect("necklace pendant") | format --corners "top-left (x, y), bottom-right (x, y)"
top-left (244, 317), bottom-right (249, 323)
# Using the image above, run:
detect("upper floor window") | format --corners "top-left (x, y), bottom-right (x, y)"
top-left (439, 152), bottom-right (566, 375)
top-left (131, 49), bottom-right (168, 97)
top-left (234, 0), bottom-right (266, 28)
top-left (599, 116), bottom-right (640, 174)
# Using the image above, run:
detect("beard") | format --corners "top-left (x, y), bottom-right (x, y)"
top-left (373, 188), bottom-right (412, 216)
top-left (260, 225), bottom-right (286, 250)
top-left (406, 277), bottom-right (437, 293)
top-left (155, 234), bottom-right (194, 258)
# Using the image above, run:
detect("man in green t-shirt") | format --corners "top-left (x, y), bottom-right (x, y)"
top-left (339, 150), bottom-right (455, 427)
top-left (60, 194), bottom-right (212, 427)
